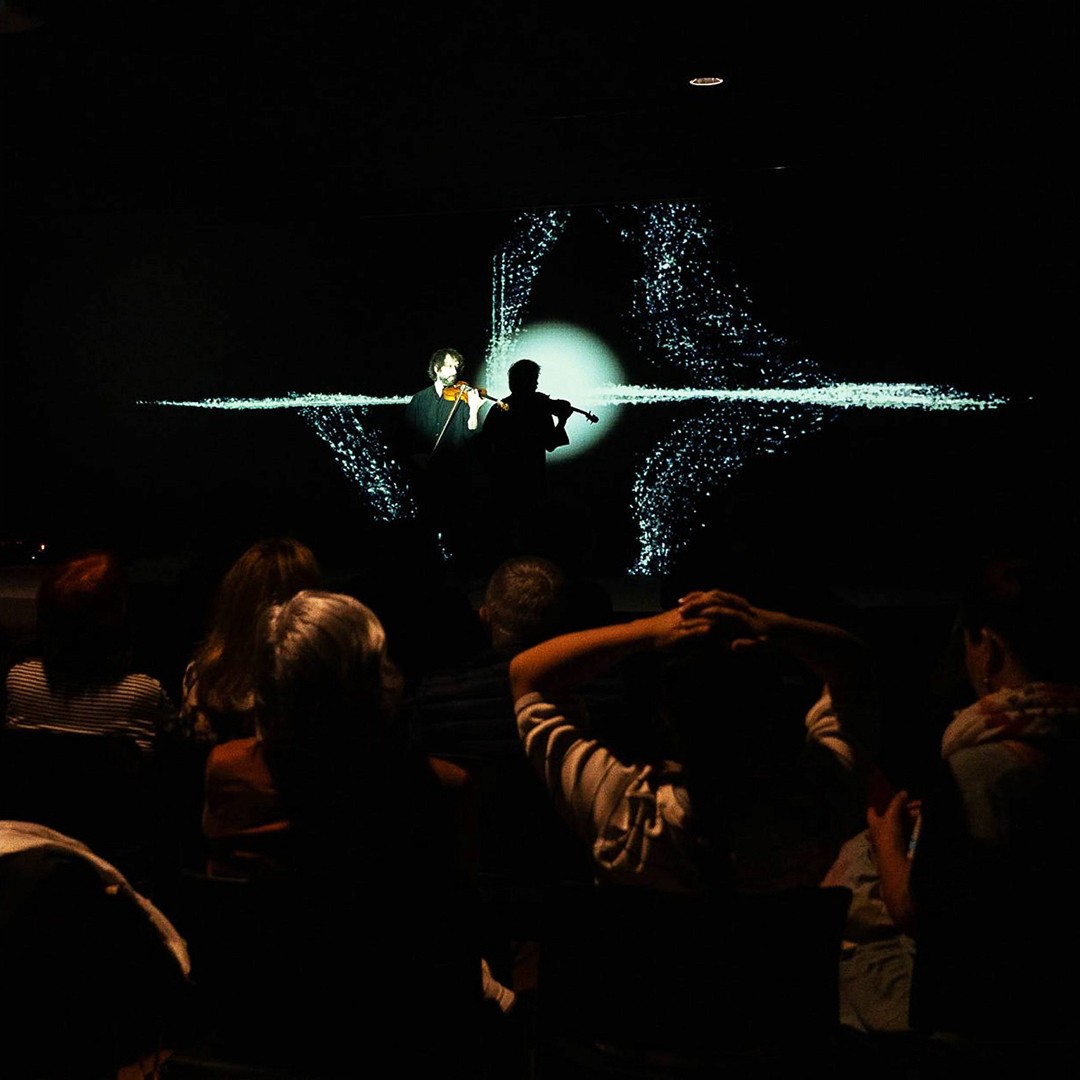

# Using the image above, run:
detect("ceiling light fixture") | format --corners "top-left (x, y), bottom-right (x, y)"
top-left (689, 76), bottom-right (724, 87)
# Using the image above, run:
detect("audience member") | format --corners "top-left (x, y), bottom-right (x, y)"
top-left (865, 550), bottom-right (1080, 1052)
top-left (254, 588), bottom-right (477, 893)
top-left (197, 590), bottom-right (513, 1070)
top-left (4, 551), bottom-right (175, 753)
top-left (1, 819), bottom-right (191, 1078)
top-left (409, 556), bottom-right (598, 1000)
top-left (408, 555), bottom-right (614, 884)
top-left (410, 554), bottom-right (571, 760)
top-left (181, 537), bottom-right (323, 745)
top-left (510, 588), bottom-right (876, 895)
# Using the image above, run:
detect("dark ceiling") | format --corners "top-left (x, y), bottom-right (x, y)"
top-left (2, 2), bottom-right (1073, 216)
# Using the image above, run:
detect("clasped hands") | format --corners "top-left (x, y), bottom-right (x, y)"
top-left (647, 589), bottom-right (775, 653)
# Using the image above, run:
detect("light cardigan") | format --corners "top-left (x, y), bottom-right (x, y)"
top-left (0, 819), bottom-right (190, 977)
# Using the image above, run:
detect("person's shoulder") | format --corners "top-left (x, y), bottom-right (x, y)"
top-left (118, 669), bottom-right (167, 690)
top-left (207, 736), bottom-right (267, 777)
top-left (6, 657), bottom-right (44, 682)
top-left (114, 670), bottom-right (173, 708)
top-left (427, 754), bottom-right (472, 792)
top-left (5, 658), bottom-right (46, 700)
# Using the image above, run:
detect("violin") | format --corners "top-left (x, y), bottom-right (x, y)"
top-left (566, 404), bottom-right (599, 424)
top-left (442, 381), bottom-right (509, 411)
top-left (550, 398), bottom-right (599, 424)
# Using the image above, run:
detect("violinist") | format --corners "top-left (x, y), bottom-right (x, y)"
top-left (404, 348), bottom-right (490, 462)
top-left (481, 358), bottom-right (574, 541)
top-left (403, 347), bottom-right (492, 562)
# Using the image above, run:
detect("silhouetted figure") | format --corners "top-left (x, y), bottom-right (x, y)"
top-left (481, 359), bottom-right (572, 555)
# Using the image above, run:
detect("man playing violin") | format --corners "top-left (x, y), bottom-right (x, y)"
top-left (403, 347), bottom-right (492, 563)
top-left (404, 348), bottom-right (489, 461)
top-left (481, 358), bottom-right (574, 550)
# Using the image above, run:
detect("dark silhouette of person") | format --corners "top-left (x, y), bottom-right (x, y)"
top-left (481, 359), bottom-right (573, 555)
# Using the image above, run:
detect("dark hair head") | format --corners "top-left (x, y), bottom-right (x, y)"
top-left (192, 538), bottom-right (323, 711)
top-left (508, 358), bottom-right (540, 394)
top-left (483, 555), bottom-right (566, 648)
top-left (959, 549), bottom-right (1080, 683)
top-left (658, 638), bottom-right (835, 890)
top-left (214, 538), bottom-right (322, 626)
top-left (427, 347), bottom-right (464, 382)
top-left (37, 551), bottom-right (129, 677)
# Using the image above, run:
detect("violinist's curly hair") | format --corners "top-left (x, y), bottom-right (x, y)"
top-left (427, 347), bottom-right (464, 382)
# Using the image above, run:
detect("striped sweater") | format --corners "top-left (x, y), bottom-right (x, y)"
top-left (4, 659), bottom-right (174, 753)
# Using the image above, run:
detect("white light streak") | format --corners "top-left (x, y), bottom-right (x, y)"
top-left (138, 393), bottom-right (412, 410)
top-left (143, 381), bottom-right (1005, 413)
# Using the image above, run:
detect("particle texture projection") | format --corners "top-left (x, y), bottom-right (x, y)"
top-left (607, 202), bottom-right (823, 573)
top-left (605, 203), bottom-right (823, 389)
top-left (297, 404), bottom-right (415, 523)
top-left (485, 209), bottom-right (571, 387)
top-left (141, 204), bottom-right (1008, 575)
top-left (630, 403), bottom-right (826, 575)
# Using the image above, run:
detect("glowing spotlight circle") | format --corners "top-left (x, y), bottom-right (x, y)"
top-left (482, 322), bottom-right (623, 460)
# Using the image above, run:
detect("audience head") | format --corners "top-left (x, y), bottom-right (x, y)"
top-left (193, 537), bottom-right (323, 708)
top-left (659, 637), bottom-right (806, 769)
top-left (959, 549), bottom-right (1080, 692)
top-left (37, 551), bottom-right (128, 677)
top-left (212, 537), bottom-right (323, 638)
top-left (255, 590), bottom-right (402, 751)
top-left (481, 555), bottom-right (567, 650)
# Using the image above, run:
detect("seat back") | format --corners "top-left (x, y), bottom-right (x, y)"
top-left (167, 869), bottom-right (489, 1076)
top-left (0, 726), bottom-right (158, 887)
top-left (535, 883), bottom-right (852, 1076)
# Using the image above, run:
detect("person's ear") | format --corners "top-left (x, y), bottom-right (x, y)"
top-left (478, 605), bottom-right (491, 628)
top-left (981, 627), bottom-right (1010, 680)
top-left (966, 624), bottom-right (1009, 693)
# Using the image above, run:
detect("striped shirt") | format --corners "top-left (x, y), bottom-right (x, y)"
top-left (515, 687), bottom-right (865, 894)
top-left (5, 659), bottom-right (175, 753)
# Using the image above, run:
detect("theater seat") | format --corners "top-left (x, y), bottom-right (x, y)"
top-left (532, 882), bottom-right (853, 1078)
